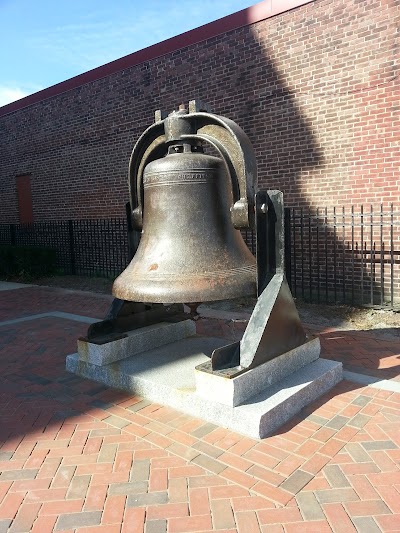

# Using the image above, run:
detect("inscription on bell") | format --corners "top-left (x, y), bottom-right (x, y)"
top-left (144, 170), bottom-right (218, 187)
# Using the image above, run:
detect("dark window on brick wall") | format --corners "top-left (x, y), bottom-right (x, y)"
top-left (16, 175), bottom-right (33, 224)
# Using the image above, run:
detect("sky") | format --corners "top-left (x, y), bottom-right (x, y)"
top-left (0, 0), bottom-right (257, 107)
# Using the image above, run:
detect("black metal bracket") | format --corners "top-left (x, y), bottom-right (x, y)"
top-left (207, 190), bottom-right (306, 376)
top-left (83, 299), bottom-right (187, 345)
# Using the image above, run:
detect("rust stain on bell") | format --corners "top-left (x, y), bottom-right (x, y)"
top-left (113, 102), bottom-right (257, 304)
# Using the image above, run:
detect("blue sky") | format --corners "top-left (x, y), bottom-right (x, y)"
top-left (0, 0), bottom-right (256, 106)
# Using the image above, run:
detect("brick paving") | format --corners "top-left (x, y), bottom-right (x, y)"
top-left (0, 284), bottom-right (399, 532)
top-left (319, 330), bottom-right (400, 382)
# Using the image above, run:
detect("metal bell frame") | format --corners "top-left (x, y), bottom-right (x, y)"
top-left (85, 101), bottom-right (307, 375)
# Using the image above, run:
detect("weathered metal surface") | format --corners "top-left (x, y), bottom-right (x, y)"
top-left (238, 272), bottom-right (306, 368)
top-left (256, 190), bottom-right (285, 295)
top-left (211, 190), bottom-right (307, 374)
top-left (113, 102), bottom-right (257, 304)
top-left (114, 143), bottom-right (256, 303)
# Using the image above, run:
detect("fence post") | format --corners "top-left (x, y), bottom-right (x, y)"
top-left (10, 224), bottom-right (16, 245)
top-left (68, 220), bottom-right (76, 275)
top-left (284, 208), bottom-right (292, 291)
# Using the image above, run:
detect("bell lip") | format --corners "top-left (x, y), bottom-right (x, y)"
top-left (112, 277), bottom-right (257, 304)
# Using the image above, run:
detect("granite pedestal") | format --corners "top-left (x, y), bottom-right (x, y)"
top-left (77, 320), bottom-right (196, 366)
top-left (67, 328), bottom-right (342, 438)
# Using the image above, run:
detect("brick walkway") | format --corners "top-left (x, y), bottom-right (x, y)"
top-left (0, 284), bottom-right (399, 532)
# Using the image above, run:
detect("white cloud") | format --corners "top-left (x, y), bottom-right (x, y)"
top-left (0, 84), bottom-right (43, 107)
top-left (0, 86), bottom-right (29, 106)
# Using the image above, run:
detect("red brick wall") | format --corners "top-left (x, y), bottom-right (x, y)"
top-left (0, 0), bottom-right (398, 223)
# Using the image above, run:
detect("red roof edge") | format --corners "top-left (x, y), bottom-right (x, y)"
top-left (0, 0), bottom-right (313, 117)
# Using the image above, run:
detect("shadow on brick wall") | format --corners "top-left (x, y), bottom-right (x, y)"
top-left (1, 11), bottom-right (394, 303)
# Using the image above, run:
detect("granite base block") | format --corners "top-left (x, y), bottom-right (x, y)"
top-left (77, 319), bottom-right (196, 366)
top-left (67, 335), bottom-right (342, 438)
top-left (195, 336), bottom-right (320, 407)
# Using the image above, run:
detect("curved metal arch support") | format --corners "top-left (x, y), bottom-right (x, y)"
top-left (181, 112), bottom-right (257, 229)
top-left (127, 102), bottom-right (258, 230)
top-left (128, 121), bottom-right (166, 230)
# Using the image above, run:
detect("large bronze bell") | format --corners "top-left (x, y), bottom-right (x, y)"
top-left (113, 101), bottom-right (258, 304)
top-left (81, 101), bottom-right (308, 383)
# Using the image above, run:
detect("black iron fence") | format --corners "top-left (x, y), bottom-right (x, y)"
top-left (287, 205), bottom-right (400, 308)
top-left (0, 219), bottom-right (129, 278)
top-left (0, 204), bottom-right (399, 308)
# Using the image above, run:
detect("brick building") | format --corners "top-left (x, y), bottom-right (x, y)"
top-left (0, 0), bottom-right (398, 223)
top-left (0, 0), bottom-right (398, 304)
